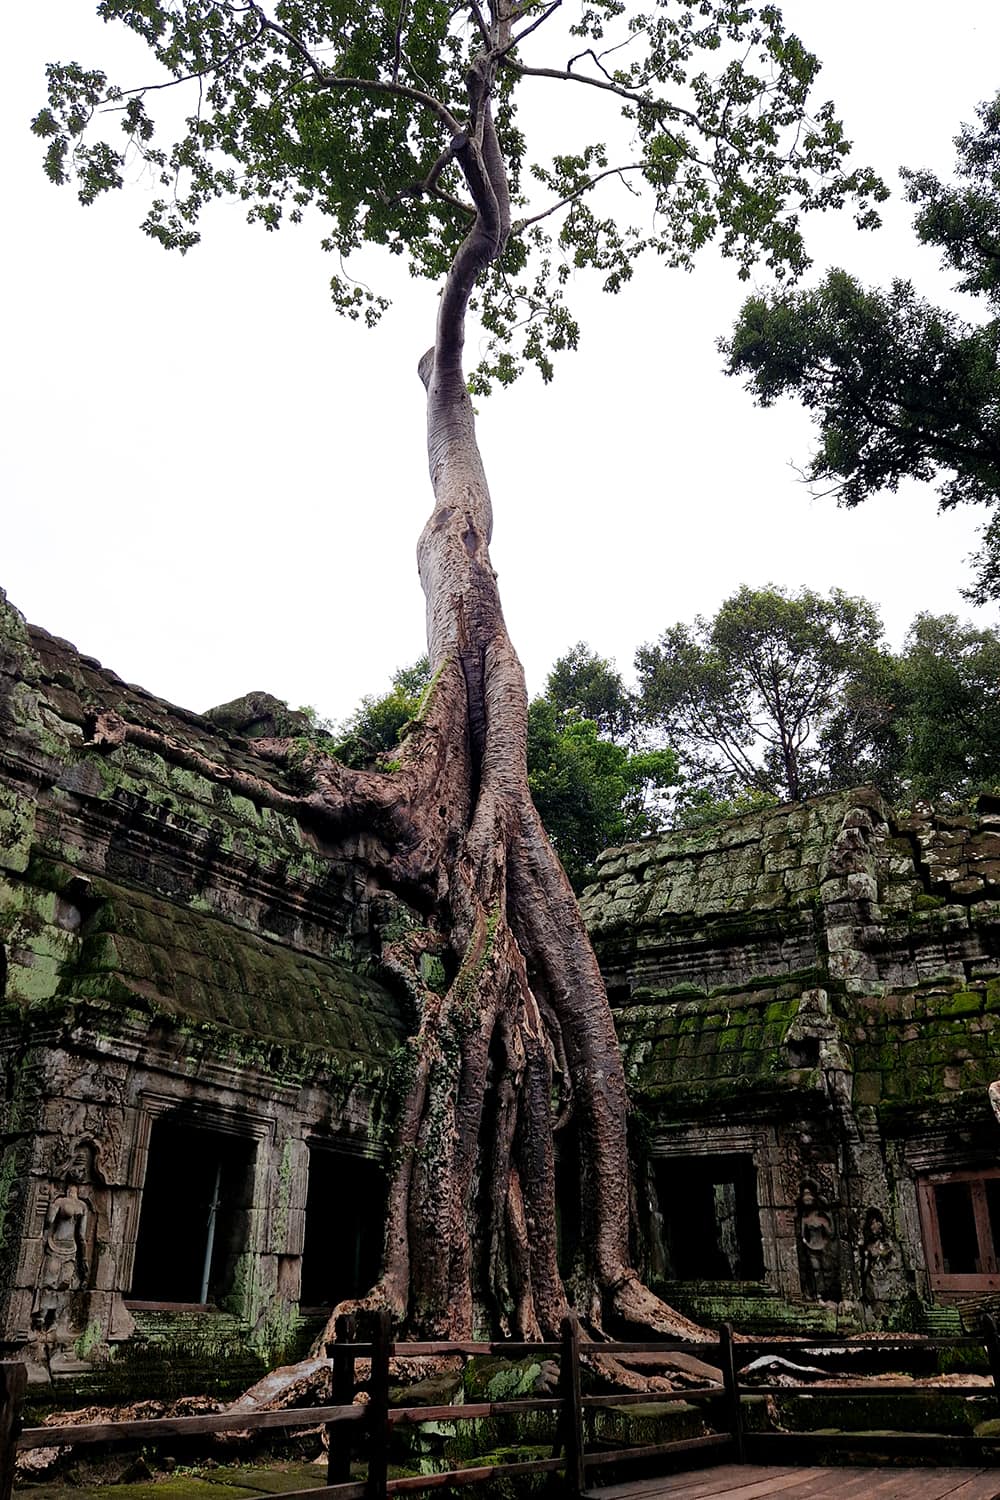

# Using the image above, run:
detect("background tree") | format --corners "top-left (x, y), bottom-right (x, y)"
top-left (330, 657), bottom-right (433, 769)
top-left (724, 92), bottom-right (1000, 603)
top-left (527, 699), bottom-right (676, 893)
top-left (38, 0), bottom-right (881, 1343)
top-left (895, 613), bottom-right (1000, 801)
top-left (543, 643), bottom-right (636, 744)
top-left (636, 584), bottom-right (886, 806)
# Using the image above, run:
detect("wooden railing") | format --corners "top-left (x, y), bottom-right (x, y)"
top-left (728, 1317), bottom-right (1000, 1467)
top-left (4, 1316), bottom-right (1000, 1498)
top-left (0, 1314), bottom-right (733, 1499)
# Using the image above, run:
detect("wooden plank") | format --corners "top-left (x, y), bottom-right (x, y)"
top-left (583, 1432), bottom-right (733, 1468)
top-left (328, 1314), bottom-right (357, 1487)
top-left (585, 1465), bottom-right (804, 1500)
top-left (719, 1324), bottom-right (744, 1464)
top-left (801, 1472), bottom-right (989, 1500)
top-left (943, 1472), bottom-right (1000, 1500)
top-left (587, 1469), bottom-right (1000, 1500)
top-left (606, 1467), bottom-right (825, 1500)
top-left (739, 1383), bottom-right (996, 1397)
top-left (384, 1456), bottom-right (565, 1492)
top-left (797, 1469), bottom-right (932, 1500)
top-left (673, 1470), bottom-right (831, 1500)
top-left (582, 1388), bottom-right (724, 1408)
top-left (367, 1309), bottom-right (392, 1500)
top-left (563, 1313), bottom-right (586, 1499)
top-left (17, 1402), bottom-right (366, 1449)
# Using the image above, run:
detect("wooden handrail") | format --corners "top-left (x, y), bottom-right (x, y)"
top-left (16, 1402), bottom-right (366, 1450)
top-left (5, 1320), bottom-right (1000, 1498)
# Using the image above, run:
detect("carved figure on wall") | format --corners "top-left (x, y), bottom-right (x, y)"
top-left (796, 1179), bottom-right (841, 1303)
top-left (859, 1206), bottom-right (903, 1326)
top-left (31, 1143), bottom-right (93, 1335)
top-left (989, 1079), bottom-right (1000, 1126)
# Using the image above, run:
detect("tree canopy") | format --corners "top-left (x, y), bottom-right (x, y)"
top-left (37, 0), bottom-right (884, 389)
top-left (723, 92), bottom-right (1000, 602)
top-left (858, 612), bottom-right (1000, 804)
top-left (635, 584), bottom-right (885, 805)
top-left (542, 642), bottom-right (635, 744)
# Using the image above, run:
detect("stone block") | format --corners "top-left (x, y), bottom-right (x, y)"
top-left (846, 872), bottom-right (878, 903)
top-left (826, 924), bottom-right (861, 953)
top-left (0, 787), bottom-right (34, 872)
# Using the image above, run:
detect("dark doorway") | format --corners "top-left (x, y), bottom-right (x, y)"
top-left (299, 1149), bottom-right (385, 1309)
top-left (655, 1153), bottom-right (764, 1280)
top-left (130, 1118), bottom-right (255, 1306)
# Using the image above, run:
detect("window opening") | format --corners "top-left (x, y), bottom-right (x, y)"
top-left (654, 1154), bottom-right (764, 1281)
top-left (917, 1168), bottom-right (1000, 1292)
top-left (299, 1149), bottom-right (384, 1309)
top-left (129, 1118), bottom-right (255, 1306)
top-left (935, 1182), bottom-right (980, 1274)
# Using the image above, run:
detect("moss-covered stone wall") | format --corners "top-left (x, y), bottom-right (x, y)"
top-left (0, 588), bottom-right (408, 1387)
top-left (584, 788), bottom-right (1000, 1331)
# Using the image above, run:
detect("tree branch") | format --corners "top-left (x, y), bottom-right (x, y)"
top-left (513, 161), bottom-right (647, 232)
top-left (248, 1), bottom-right (462, 134)
top-left (501, 56), bottom-right (705, 135)
top-left (500, 0), bottom-right (563, 59)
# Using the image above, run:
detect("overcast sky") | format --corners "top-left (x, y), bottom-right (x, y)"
top-left (4, 3), bottom-right (999, 726)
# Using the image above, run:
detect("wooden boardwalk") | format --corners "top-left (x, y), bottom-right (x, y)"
top-left (588, 1465), bottom-right (1000, 1499)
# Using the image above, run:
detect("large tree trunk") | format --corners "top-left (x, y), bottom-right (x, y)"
top-left (308, 81), bottom-right (702, 1346)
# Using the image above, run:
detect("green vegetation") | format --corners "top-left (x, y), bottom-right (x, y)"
top-left (335, 598), bottom-right (1000, 847)
top-left (724, 91), bottom-right (1000, 605)
top-left (635, 585), bottom-right (886, 808)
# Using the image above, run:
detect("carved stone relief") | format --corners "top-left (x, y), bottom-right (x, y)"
top-left (796, 1178), bottom-right (841, 1304)
top-left (859, 1205), bottom-right (906, 1326)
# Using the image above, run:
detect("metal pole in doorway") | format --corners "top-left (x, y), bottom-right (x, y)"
top-left (200, 1158), bottom-right (223, 1305)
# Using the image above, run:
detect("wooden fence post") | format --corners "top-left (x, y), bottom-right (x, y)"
top-left (366, 1309), bottom-right (392, 1500)
top-left (327, 1313), bottom-right (358, 1487)
top-left (0, 1363), bottom-right (27, 1500)
top-left (719, 1323), bottom-right (744, 1464)
top-left (983, 1314), bottom-right (1000, 1393)
top-left (560, 1314), bottom-right (586, 1499)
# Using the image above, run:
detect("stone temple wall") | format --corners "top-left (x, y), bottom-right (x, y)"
top-left (582, 789), bottom-right (1000, 1333)
top-left (0, 588), bottom-right (406, 1390)
top-left (4, 582), bottom-right (1000, 1394)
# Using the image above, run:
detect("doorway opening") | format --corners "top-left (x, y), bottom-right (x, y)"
top-left (129, 1117), bottom-right (256, 1307)
top-left (299, 1149), bottom-right (385, 1310)
top-left (655, 1153), bottom-right (764, 1281)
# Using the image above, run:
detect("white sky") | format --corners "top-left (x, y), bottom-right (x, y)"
top-left (3, 3), bottom-right (999, 725)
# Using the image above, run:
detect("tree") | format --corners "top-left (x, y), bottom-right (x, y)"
top-left (543, 643), bottom-right (635, 744)
top-left (527, 695), bottom-right (676, 891)
top-left (723, 92), bottom-right (1000, 603)
top-left (894, 613), bottom-right (1000, 802)
top-left (322, 648), bottom-right (676, 889)
top-left (37, 1), bottom-right (882, 1342)
top-left (329, 657), bottom-right (433, 768)
top-left (636, 585), bottom-right (886, 805)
